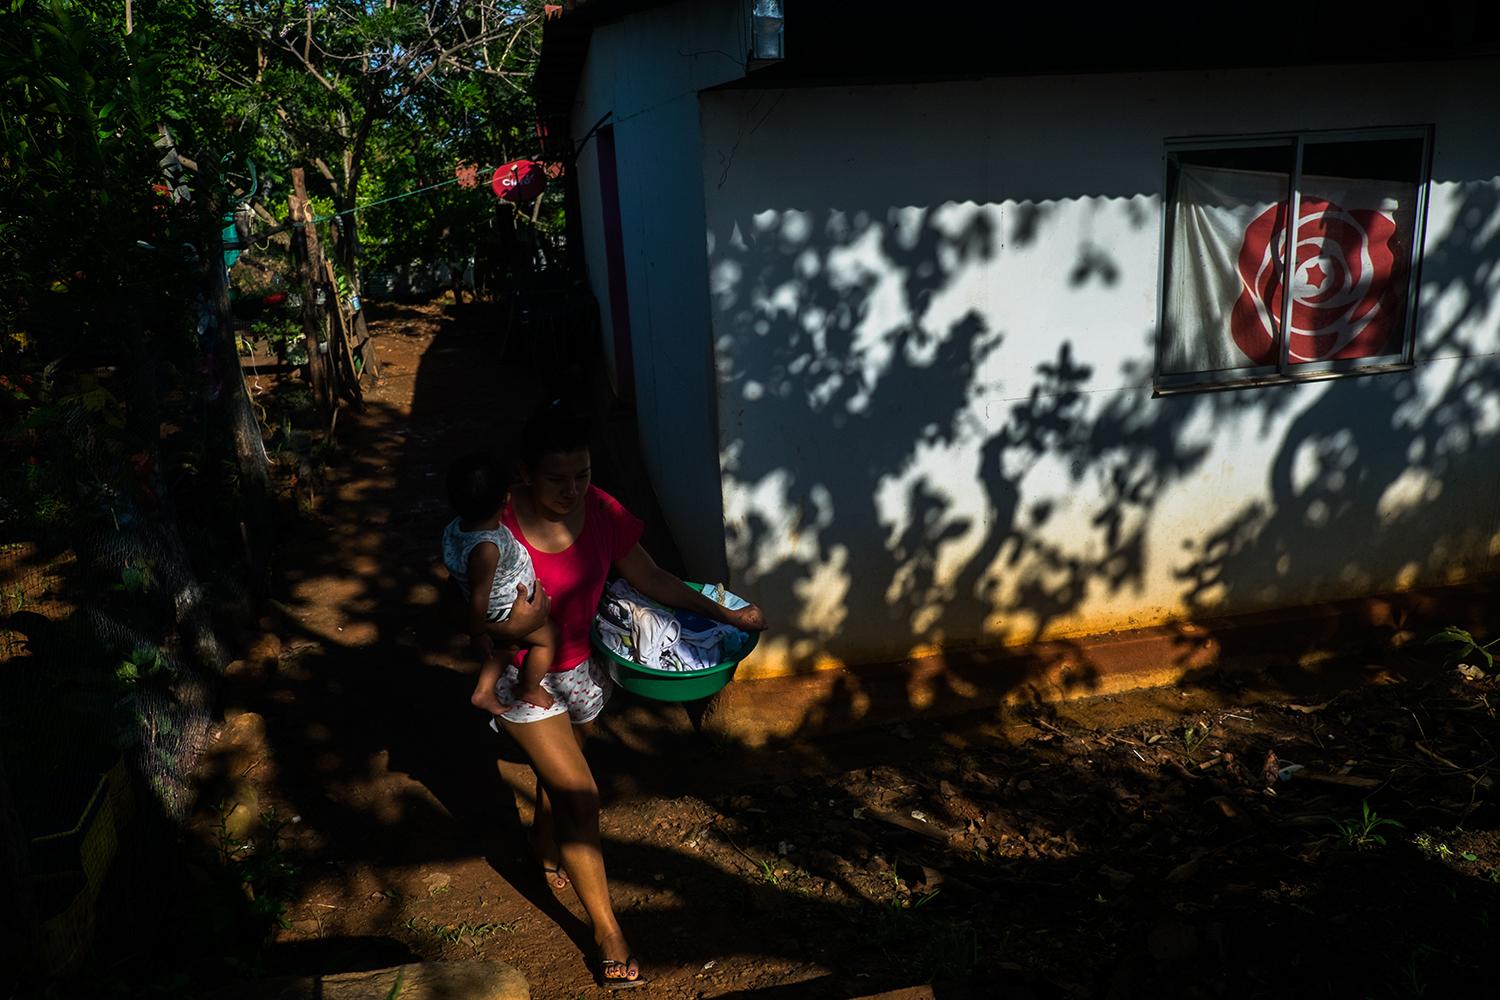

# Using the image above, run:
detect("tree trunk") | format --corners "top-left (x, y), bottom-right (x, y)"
top-left (207, 215), bottom-right (275, 598)
top-left (334, 212), bottom-right (380, 381)
top-left (336, 117), bottom-right (380, 380)
top-left (289, 168), bottom-right (332, 417)
top-left (350, 304), bottom-right (378, 379)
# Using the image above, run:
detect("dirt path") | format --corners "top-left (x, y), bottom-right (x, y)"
top-left (192, 301), bottom-right (1500, 1000)
top-left (205, 301), bottom-right (845, 998)
top-left (209, 301), bottom-right (631, 998)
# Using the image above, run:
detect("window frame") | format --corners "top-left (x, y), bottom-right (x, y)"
top-left (1153, 125), bottom-right (1434, 395)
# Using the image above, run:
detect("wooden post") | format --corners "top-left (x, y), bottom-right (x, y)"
top-left (289, 168), bottom-right (332, 417)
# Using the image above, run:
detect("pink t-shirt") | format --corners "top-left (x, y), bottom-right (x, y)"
top-left (502, 486), bottom-right (644, 672)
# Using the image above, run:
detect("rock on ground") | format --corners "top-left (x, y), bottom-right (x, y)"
top-left (201, 960), bottom-right (528, 1000)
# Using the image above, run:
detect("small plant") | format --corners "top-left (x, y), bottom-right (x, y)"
top-left (1425, 626), bottom-right (1498, 671)
top-left (1331, 801), bottom-right (1404, 849)
top-left (248, 314), bottom-right (308, 365)
top-left (876, 867), bottom-right (933, 911)
top-left (213, 807), bottom-right (301, 931)
top-left (757, 859), bottom-right (781, 886)
top-left (3, 583), bottom-right (29, 614)
top-left (1182, 721), bottom-right (1212, 759)
top-left (1413, 833), bottom-right (1472, 862)
top-left (112, 557), bottom-right (154, 594)
top-left (1399, 943), bottom-right (1436, 998)
top-left (874, 894), bottom-right (978, 982)
top-left (115, 644), bottom-right (168, 685)
top-left (404, 916), bottom-right (518, 953)
top-left (1417, 834), bottom-right (1486, 866)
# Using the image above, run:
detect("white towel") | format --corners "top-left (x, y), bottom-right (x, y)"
top-left (629, 598), bottom-right (681, 665)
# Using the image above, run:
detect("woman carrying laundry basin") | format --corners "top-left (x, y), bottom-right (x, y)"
top-left (470, 397), bottom-right (766, 990)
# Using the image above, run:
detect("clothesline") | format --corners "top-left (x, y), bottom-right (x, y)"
top-left (128, 162), bottom-right (553, 261)
top-left (263, 162), bottom-right (552, 230)
top-left (307, 166), bottom-right (498, 223)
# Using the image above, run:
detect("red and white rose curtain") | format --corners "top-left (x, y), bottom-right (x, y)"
top-left (1162, 164), bottom-right (1418, 375)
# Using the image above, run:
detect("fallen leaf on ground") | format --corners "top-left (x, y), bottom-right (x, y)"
top-left (1165, 857), bottom-right (1201, 883)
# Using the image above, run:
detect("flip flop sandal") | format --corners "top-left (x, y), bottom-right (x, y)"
top-left (542, 864), bottom-right (570, 890)
top-left (596, 957), bottom-right (647, 990)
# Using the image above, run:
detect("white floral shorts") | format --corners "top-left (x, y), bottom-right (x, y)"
top-left (488, 655), bottom-right (612, 728)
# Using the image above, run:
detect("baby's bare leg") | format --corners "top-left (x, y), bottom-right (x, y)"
top-left (470, 656), bottom-right (507, 715)
top-left (513, 620), bottom-right (558, 703)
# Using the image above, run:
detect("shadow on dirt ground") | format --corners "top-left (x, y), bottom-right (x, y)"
top-left (82, 299), bottom-right (1500, 1000)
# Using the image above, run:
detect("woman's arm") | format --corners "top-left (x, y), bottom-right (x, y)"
top-left (443, 571), bottom-right (550, 644)
top-left (613, 544), bottom-right (767, 632)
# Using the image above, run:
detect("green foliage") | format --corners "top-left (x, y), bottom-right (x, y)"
top-left (114, 643), bottom-right (167, 686)
top-left (110, 557), bottom-right (154, 597)
top-left (404, 915), bottom-right (519, 947)
top-left (3, 1), bottom-right (553, 334)
top-left (871, 875), bottom-right (980, 984)
top-left (1, 0), bottom-right (254, 350)
top-left (228, 1), bottom-right (552, 281)
top-left (357, 64), bottom-right (559, 275)
top-left (2, 364), bottom-right (135, 536)
top-left (0, 0), bottom-right (263, 552)
top-left (1330, 801), bottom-right (1405, 850)
top-left (1181, 720), bottom-right (1212, 759)
top-left (1, 0), bottom-right (552, 563)
top-left (215, 807), bottom-right (301, 932)
top-left (1425, 626), bottom-right (1496, 670)
top-left (247, 313), bottom-right (305, 363)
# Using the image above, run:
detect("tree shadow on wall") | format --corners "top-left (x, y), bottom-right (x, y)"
top-left (708, 173), bottom-right (1500, 714)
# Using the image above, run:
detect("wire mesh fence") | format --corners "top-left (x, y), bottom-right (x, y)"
top-left (0, 347), bottom-right (242, 989)
top-left (0, 414), bottom-right (234, 977)
top-left (0, 511), bottom-right (224, 830)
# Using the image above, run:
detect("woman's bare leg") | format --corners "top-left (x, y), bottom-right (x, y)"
top-left (502, 714), bottom-right (638, 983)
top-left (531, 723), bottom-right (587, 889)
top-left (531, 782), bottom-right (568, 889)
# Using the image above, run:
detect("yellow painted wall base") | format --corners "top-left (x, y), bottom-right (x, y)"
top-left (698, 578), bottom-right (1496, 747)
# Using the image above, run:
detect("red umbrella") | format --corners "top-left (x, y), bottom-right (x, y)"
top-left (491, 159), bottom-right (546, 203)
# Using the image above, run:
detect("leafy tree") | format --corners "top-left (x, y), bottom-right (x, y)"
top-left (228, 0), bottom-right (549, 288)
top-left (1, 0), bottom-right (270, 480)
top-left (0, 0), bottom-right (261, 983)
top-left (3, 0), bottom-right (212, 352)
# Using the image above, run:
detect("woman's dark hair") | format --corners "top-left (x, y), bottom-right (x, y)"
top-left (520, 397), bottom-right (591, 468)
top-left (446, 451), bottom-right (511, 522)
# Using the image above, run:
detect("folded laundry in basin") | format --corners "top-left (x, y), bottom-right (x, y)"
top-left (596, 578), bottom-right (748, 672)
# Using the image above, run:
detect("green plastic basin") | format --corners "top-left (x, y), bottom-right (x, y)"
top-left (591, 582), bottom-right (758, 702)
